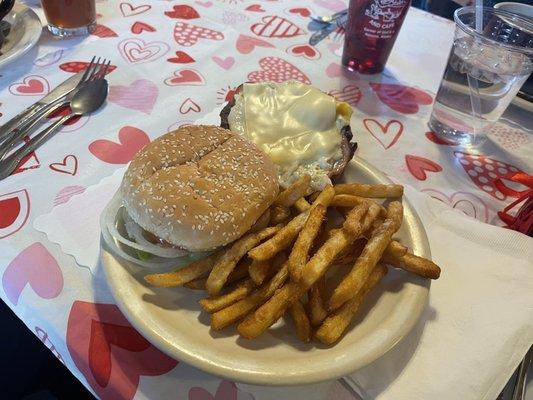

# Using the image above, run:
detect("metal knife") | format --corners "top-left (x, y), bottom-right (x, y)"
top-left (0, 71), bottom-right (84, 144)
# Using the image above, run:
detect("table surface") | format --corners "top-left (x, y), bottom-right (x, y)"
top-left (0, 1), bottom-right (531, 399)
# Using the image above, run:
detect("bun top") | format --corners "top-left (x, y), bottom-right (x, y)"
top-left (121, 125), bottom-right (279, 251)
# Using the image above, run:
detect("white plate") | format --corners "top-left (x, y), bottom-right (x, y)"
top-left (101, 157), bottom-right (431, 386)
top-left (0, 4), bottom-right (41, 69)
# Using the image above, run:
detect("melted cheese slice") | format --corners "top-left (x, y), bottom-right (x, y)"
top-left (227, 82), bottom-right (351, 189)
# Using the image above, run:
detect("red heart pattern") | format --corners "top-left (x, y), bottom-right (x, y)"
top-left (488, 124), bottom-right (530, 151)
top-left (0, 190), bottom-right (30, 239)
top-left (235, 34), bottom-right (274, 54)
top-left (54, 185), bottom-right (85, 207)
top-left (251, 15), bottom-right (304, 38)
top-left (289, 7), bottom-right (311, 17)
top-left (248, 57), bottom-right (311, 84)
top-left (89, 126), bottom-right (150, 164)
top-left (59, 62), bottom-right (117, 74)
top-left (165, 5), bottom-right (200, 19)
top-left (66, 301), bottom-right (177, 400)
top-left (49, 155), bottom-right (78, 176)
top-left (421, 189), bottom-right (489, 222)
top-left (118, 38), bottom-right (170, 64)
top-left (328, 85), bottom-right (362, 107)
top-left (2, 243), bottom-right (63, 305)
top-left (12, 140), bottom-right (40, 175)
top-left (179, 98), bottom-right (201, 114)
top-left (363, 118), bottom-right (403, 149)
top-left (425, 131), bottom-right (459, 146)
top-left (173, 22), bottom-right (224, 46)
top-left (164, 69), bottom-right (205, 86)
top-left (167, 50), bottom-right (195, 64)
top-left (246, 4), bottom-right (265, 12)
top-left (405, 155), bottom-right (442, 181)
top-left (9, 75), bottom-right (49, 96)
top-left (189, 380), bottom-right (239, 400)
top-left (35, 326), bottom-right (65, 364)
top-left (287, 44), bottom-right (320, 60)
top-left (120, 2), bottom-right (151, 17)
top-left (108, 79), bottom-right (159, 114)
top-left (92, 24), bottom-right (118, 38)
top-left (131, 21), bottom-right (156, 34)
top-left (454, 152), bottom-right (524, 201)
top-left (369, 83), bottom-right (433, 114)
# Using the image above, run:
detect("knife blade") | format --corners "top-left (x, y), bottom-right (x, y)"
top-left (309, 23), bottom-right (338, 46)
top-left (0, 71), bottom-right (84, 144)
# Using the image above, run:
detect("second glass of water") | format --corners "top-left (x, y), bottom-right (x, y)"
top-left (428, 7), bottom-right (533, 146)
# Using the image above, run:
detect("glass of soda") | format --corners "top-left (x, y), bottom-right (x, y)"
top-left (428, 7), bottom-right (533, 146)
top-left (41, 0), bottom-right (96, 37)
top-left (342, 0), bottom-right (411, 74)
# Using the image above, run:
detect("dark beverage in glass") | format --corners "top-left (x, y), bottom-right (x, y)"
top-left (342, 0), bottom-right (411, 74)
top-left (41, 0), bottom-right (96, 37)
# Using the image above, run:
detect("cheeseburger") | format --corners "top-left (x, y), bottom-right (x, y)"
top-left (106, 125), bottom-right (279, 265)
top-left (220, 81), bottom-right (356, 191)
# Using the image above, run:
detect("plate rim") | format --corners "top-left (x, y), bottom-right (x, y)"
top-left (0, 4), bottom-right (42, 69)
top-left (101, 156), bottom-right (431, 386)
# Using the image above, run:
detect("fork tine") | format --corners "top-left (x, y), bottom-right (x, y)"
top-left (79, 56), bottom-right (96, 85)
top-left (86, 56), bottom-right (102, 81)
top-left (95, 59), bottom-right (111, 80)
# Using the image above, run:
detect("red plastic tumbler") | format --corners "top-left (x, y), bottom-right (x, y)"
top-left (342, 0), bottom-right (411, 74)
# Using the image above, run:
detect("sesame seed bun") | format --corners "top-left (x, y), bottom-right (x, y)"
top-left (121, 125), bottom-right (279, 252)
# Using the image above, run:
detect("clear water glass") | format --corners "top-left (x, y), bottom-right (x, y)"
top-left (428, 6), bottom-right (533, 146)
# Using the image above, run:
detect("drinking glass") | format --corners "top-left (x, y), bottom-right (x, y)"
top-left (41, 0), bottom-right (96, 37)
top-left (428, 6), bottom-right (533, 146)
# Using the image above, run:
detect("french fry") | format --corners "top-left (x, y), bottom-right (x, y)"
top-left (289, 300), bottom-right (312, 342)
top-left (308, 275), bottom-right (328, 326)
top-left (300, 203), bottom-right (374, 289)
top-left (211, 263), bottom-right (289, 330)
top-left (334, 238), bottom-right (366, 265)
top-left (316, 264), bottom-right (387, 345)
top-left (381, 252), bottom-right (441, 279)
top-left (250, 209), bottom-right (271, 232)
top-left (331, 194), bottom-right (387, 218)
top-left (238, 281), bottom-right (304, 339)
top-left (249, 252), bottom-right (286, 285)
top-left (328, 201), bottom-right (403, 311)
top-left (270, 204), bottom-right (291, 225)
top-left (308, 191), bottom-right (320, 202)
top-left (288, 204), bottom-right (326, 282)
top-left (144, 251), bottom-right (221, 287)
top-left (238, 203), bottom-right (374, 339)
top-left (248, 186), bottom-right (335, 262)
top-left (275, 175), bottom-right (311, 207)
top-left (249, 259), bottom-right (270, 285)
top-left (385, 240), bottom-right (408, 259)
top-left (294, 197), bottom-right (311, 213)
top-left (334, 183), bottom-right (404, 198)
top-left (183, 279), bottom-right (206, 290)
top-left (200, 279), bottom-right (256, 313)
top-left (206, 226), bottom-right (280, 295)
top-left (186, 260), bottom-right (251, 290)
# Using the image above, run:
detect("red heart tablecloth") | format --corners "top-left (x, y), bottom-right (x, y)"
top-left (0, 1), bottom-right (531, 399)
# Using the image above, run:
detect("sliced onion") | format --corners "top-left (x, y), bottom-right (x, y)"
top-left (103, 192), bottom-right (190, 258)
top-left (121, 210), bottom-right (190, 258)
top-left (99, 191), bottom-right (207, 269)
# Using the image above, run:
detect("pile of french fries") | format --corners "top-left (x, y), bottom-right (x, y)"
top-left (145, 175), bottom-right (441, 345)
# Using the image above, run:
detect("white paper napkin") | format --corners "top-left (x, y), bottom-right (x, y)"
top-left (34, 169), bottom-right (533, 399)
top-left (34, 168), bottom-right (125, 272)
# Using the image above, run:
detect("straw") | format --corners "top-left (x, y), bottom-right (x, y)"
top-left (475, 0), bottom-right (484, 32)
top-left (466, 0), bottom-right (485, 147)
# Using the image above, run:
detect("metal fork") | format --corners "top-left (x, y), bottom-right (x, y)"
top-left (333, 14), bottom-right (348, 42)
top-left (0, 56), bottom-right (109, 161)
